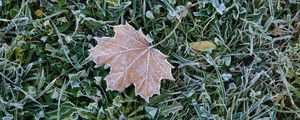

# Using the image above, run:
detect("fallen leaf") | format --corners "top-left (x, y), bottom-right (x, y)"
top-left (35, 9), bottom-right (43, 17)
top-left (88, 23), bottom-right (175, 102)
top-left (190, 41), bottom-right (217, 52)
top-left (267, 27), bottom-right (286, 36)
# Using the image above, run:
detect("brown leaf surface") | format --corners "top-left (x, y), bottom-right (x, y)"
top-left (88, 23), bottom-right (175, 101)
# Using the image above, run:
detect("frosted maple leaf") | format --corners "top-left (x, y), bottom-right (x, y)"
top-left (88, 23), bottom-right (175, 102)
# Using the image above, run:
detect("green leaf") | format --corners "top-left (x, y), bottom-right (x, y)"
top-left (145, 106), bottom-right (158, 118)
top-left (211, 0), bottom-right (226, 15)
top-left (160, 102), bottom-right (183, 117)
top-left (146, 11), bottom-right (155, 19)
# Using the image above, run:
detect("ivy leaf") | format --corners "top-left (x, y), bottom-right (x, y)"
top-left (88, 23), bottom-right (175, 102)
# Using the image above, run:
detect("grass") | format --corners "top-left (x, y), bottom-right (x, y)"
top-left (0, 0), bottom-right (300, 119)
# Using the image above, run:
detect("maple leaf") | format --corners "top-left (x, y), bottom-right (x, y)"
top-left (88, 23), bottom-right (175, 102)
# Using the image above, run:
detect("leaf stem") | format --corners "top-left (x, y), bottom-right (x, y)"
top-left (150, 21), bottom-right (181, 48)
